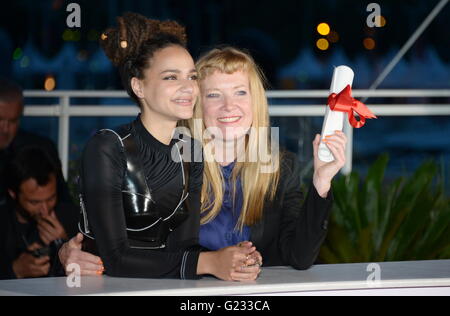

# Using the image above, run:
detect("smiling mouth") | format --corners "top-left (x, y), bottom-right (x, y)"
top-left (217, 116), bottom-right (242, 123)
top-left (173, 98), bottom-right (193, 106)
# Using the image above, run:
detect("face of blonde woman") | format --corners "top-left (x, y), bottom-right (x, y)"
top-left (201, 70), bottom-right (253, 142)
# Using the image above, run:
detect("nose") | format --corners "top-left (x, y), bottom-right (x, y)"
top-left (222, 95), bottom-right (236, 112)
top-left (180, 78), bottom-right (196, 94)
top-left (39, 202), bottom-right (51, 217)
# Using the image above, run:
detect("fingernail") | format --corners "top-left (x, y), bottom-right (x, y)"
top-left (96, 270), bottom-right (103, 275)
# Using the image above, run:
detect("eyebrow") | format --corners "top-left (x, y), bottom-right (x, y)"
top-left (160, 69), bottom-right (197, 75)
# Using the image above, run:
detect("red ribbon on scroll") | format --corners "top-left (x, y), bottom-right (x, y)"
top-left (327, 85), bottom-right (377, 128)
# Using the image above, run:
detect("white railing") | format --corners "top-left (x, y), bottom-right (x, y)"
top-left (23, 90), bottom-right (450, 179)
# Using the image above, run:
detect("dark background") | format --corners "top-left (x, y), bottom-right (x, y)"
top-left (1, 0), bottom-right (449, 191)
top-left (1, 0), bottom-right (449, 89)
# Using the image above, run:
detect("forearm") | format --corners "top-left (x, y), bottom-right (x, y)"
top-left (289, 186), bottom-right (333, 269)
top-left (102, 246), bottom-right (200, 279)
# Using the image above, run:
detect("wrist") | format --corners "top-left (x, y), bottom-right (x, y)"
top-left (12, 260), bottom-right (24, 279)
top-left (197, 251), bottom-right (216, 276)
top-left (313, 173), bottom-right (331, 198)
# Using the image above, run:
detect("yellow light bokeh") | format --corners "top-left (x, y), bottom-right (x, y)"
top-left (317, 23), bottom-right (330, 36)
top-left (378, 16), bottom-right (387, 27)
top-left (363, 38), bottom-right (376, 50)
top-left (44, 76), bottom-right (56, 91)
top-left (316, 38), bottom-right (330, 51)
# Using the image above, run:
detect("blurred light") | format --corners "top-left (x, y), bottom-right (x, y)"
top-left (20, 56), bottom-right (30, 68)
top-left (327, 31), bottom-right (339, 43)
top-left (317, 23), bottom-right (330, 36)
top-left (363, 38), bottom-right (376, 50)
top-left (13, 48), bottom-right (23, 60)
top-left (379, 16), bottom-right (387, 27)
top-left (44, 76), bottom-right (56, 91)
top-left (316, 38), bottom-right (330, 51)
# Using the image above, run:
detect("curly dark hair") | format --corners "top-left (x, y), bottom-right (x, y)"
top-left (99, 12), bottom-right (188, 105)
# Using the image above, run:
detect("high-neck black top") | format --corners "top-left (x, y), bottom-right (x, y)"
top-left (80, 116), bottom-right (203, 279)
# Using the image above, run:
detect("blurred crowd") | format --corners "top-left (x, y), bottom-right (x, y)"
top-left (0, 78), bottom-right (78, 280)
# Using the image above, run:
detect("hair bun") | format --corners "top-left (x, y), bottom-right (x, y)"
top-left (100, 12), bottom-right (187, 66)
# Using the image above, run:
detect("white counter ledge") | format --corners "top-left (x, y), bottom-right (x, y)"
top-left (0, 259), bottom-right (449, 296)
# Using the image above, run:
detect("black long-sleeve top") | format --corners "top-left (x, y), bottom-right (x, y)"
top-left (80, 116), bottom-right (203, 279)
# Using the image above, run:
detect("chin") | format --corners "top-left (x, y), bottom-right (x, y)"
top-left (176, 111), bottom-right (194, 121)
top-left (226, 125), bottom-right (250, 135)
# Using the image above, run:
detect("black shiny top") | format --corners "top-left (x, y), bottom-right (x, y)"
top-left (79, 116), bottom-right (204, 279)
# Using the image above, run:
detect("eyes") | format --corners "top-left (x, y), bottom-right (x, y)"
top-left (206, 90), bottom-right (248, 98)
top-left (28, 195), bottom-right (57, 206)
top-left (163, 74), bottom-right (198, 81)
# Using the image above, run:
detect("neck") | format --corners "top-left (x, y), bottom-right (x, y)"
top-left (214, 138), bottom-right (246, 166)
top-left (140, 108), bottom-right (177, 145)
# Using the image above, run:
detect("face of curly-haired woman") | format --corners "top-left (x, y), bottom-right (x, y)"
top-left (131, 45), bottom-right (199, 122)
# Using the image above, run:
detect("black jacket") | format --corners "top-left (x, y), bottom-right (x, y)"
top-left (79, 118), bottom-right (203, 280)
top-left (249, 151), bottom-right (333, 270)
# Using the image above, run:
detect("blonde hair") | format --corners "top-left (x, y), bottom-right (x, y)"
top-left (186, 47), bottom-right (280, 231)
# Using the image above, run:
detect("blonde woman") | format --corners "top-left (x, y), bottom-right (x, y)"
top-left (59, 47), bottom-right (346, 275)
top-left (190, 47), bottom-right (346, 268)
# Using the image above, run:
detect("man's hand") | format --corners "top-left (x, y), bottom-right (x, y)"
top-left (12, 243), bottom-right (50, 279)
top-left (58, 233), bottom-right (104, 276)
top-left (37, 211), bottom-right (68, 245)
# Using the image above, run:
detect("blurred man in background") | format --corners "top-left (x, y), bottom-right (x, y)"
top-left (0, 78), bottom-right (72, 209)
top-left (0, 146), bottom-right (78, 279)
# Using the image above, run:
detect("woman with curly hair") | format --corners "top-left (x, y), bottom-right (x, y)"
top-left (74, 13), bottom-right (260, 281)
